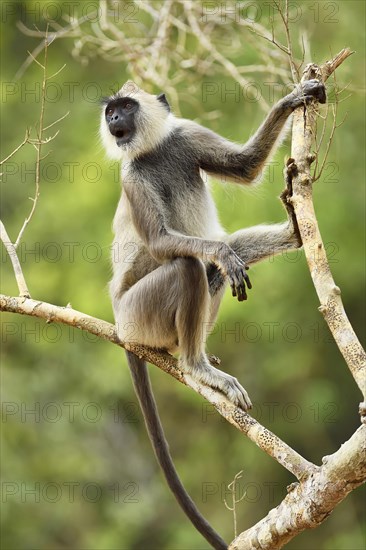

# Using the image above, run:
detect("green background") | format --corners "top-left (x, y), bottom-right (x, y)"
top-left (1, 1), bottom-right (365, 549)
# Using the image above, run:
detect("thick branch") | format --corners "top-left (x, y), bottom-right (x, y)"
top-left (290, 50), bottom-right (365, 400)
top-left (231, 46), bottom-right (365, 550)
top-left (230, 424), bottom-right (366, 549)
top-left (0, 293), bottom-right (316, 480)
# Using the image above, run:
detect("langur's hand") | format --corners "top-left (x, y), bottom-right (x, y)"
top-left (215, 244), bottom-right (252, 301)
top-left (286, 79), bottom-right (326, 109)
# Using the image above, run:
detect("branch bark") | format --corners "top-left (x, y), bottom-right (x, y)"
top-left (230, 424), bottom-right (366, 549)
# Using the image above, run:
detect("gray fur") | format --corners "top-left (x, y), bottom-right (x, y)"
top-left (101, 79), bottom-right (325, 548)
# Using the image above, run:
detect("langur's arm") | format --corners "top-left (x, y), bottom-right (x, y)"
top-left (184, 79), bottom-right (326, 184)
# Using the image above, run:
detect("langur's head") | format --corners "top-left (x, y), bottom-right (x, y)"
top-left (100, 81), bottom-right (173, 159)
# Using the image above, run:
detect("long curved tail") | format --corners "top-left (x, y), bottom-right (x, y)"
top-left (126, 351), bottom-right (227, 550)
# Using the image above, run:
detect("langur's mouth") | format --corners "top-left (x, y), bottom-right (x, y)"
top-left (114, 130), bottom-right (132, 146)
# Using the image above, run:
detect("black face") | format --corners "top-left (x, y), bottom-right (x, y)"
top-left (104, 97), bottom-right (139, 147)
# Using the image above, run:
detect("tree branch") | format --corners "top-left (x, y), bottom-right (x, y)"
top-left (230, 43), bottom-right (364, 550)
top-left (289, 49), bottom-right (365, 402)
top-left (230, 424), bottom-right (366, 549)
top-left (0, 293), bottom-right (316, 480)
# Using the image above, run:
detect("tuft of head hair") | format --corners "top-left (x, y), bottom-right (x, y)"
top-left (100, 81), bottom-right (175, 160)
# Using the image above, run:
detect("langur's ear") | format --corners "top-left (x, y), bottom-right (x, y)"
top-left (157, 93), bottom-right (170, 112)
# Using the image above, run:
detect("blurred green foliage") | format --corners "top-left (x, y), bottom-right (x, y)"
top-left (1, 1), bottom-right (365, 549)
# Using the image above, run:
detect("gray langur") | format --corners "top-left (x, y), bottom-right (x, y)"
top-left (100, 79), bottom-right (326, 549)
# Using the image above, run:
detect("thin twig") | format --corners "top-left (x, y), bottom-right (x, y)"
top-left (46, 63), bottom-right (67, 81)
top-left (274, 0), bottom-right (299, 81)
top-left (224, 471), bottom-right (245, 538)
top-left (313, 102), bottom-right (338, 183)
top-left (0, 224), bottom-right (30, 297)
top-left (14, 30), bottom-right (50, 249)
top-left (0, 129), bottom-right (30, 166)
top-left (313, 103), bottom-right (329, 178)
top-left (43, 111), bottom-right (69, 132)
top-left (183, 0), bottom-right (269, 109)
top-left (14, 29), bottom-right (68, 250)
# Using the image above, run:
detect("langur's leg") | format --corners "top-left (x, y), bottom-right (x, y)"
top-left (115, 257), bottom-right (251, 409)
top-left (227, 180), bottom-right (302, 266)
top-left (227, 221), bottom-right (300, 265)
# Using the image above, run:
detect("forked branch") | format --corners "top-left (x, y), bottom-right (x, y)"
top-left (289, 49), bottom-right (365, 402)
top-left (230, 424), bottom-right (366, 549)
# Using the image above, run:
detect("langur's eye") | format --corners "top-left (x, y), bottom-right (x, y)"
top-left (106, 107), bottom-right (114, 116)
top-left (125, 102), bottom-right (134, 110)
